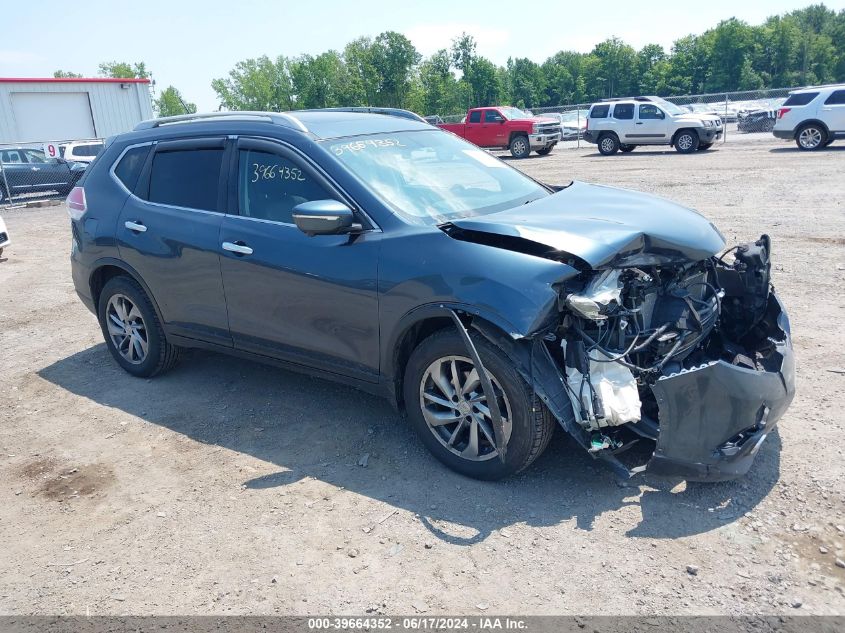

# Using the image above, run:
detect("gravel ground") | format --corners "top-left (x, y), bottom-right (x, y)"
top-left (0, 134), bottom-right (843, 616)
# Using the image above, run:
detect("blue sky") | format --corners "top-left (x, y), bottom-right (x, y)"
top-left (2, 1), bottom-right (842, 110)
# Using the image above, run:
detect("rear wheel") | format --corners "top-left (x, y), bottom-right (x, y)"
top-left (98, 276), bottom-right (180, 378)
top-left (796, 123), bottom-right (827, 151)
top-left (403, 329), bottom-right (555, 480)
top-left (620, 144), bottom-right (636, 153)
top-left (509, 135), bottom-right (530, 159)
top-left (675, 130), bottom-right (700, 153)
top-left (598, 134), bottom-right (620, 155)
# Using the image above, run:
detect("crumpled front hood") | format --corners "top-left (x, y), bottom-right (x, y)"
top-left (447, 181), bottom-right (726, 268)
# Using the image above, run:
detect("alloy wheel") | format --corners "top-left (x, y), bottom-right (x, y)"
top-left (513, 138), bottom-right (527, 155)
top-left (418, 355), bottom-right (512, 461)
top-left (106, 294), bottom-right (149, 365)
top-left (799, 127), bottom-right (822, 149)
top-left (600, 138), bottom-right (615, 153)
top-left (677, 134), bottom-right (694, 151)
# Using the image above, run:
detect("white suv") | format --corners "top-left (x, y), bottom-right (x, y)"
top-left (60, 140), bottom-right (104, 164)
top-left (773, 84), bottom-right (845, 150)
top-left (584, 96), bottom-right (723, 155)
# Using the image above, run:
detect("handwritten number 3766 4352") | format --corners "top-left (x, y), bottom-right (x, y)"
top-left (251, 163), bottom-right (306, 183)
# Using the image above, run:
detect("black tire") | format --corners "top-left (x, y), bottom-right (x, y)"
top-left (403, 329), bottom-right (555, 480)
top-left (698, 143), bottom-right (713, 150)
top-left (620, 144), bottom-right (636, 153)
top-left (674, 129), bottom-right (700, 153)
top-left (536, 147), bottom-right (553, 156)
top-left (509, 135), bottom-right (531, 159)
top-left (0, 186), bottom-right (7, 205)
top-left (598, 134), bottom-right (620, 155)
top-left (795, 123), bottom-right (827, 151)
top-left (97, 276), bottom-right (180, 378)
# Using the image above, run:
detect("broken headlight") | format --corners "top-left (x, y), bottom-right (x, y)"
top-left (565, 269), bottom-right (624, 321)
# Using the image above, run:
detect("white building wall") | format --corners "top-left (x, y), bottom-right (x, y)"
top-left (0, 80), bottom-right (154, 143)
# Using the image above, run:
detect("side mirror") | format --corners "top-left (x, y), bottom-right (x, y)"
top-left (292, 200), bottom-right (359, 236)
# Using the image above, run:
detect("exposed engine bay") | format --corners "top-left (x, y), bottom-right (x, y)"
top-left (537, 235), bottom-right (794, 478)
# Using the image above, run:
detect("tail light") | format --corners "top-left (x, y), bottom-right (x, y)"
top-left (777, 107), bottom-right (791, 119)
top-left (66, 186), bottom-right (87, 221)
top-left (585, 118), bottom-right (589, 130)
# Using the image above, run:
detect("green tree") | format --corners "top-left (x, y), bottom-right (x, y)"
top-left (370, 31), bottom-right (421, 107)
top-left (344, 37), bottom-right (379, 106)
top-left (155, 86), bottom-right (197, 117)
top-left (53, 70), bottom-right (82, 78)
top-left (505, 57), bottom-right (545, 108)
top-left (211, 55), bottom-right (294, 111)
top-left (98, 61), bottom-right (150, 79)
top-left (591, 38), bottom-right (638, 98)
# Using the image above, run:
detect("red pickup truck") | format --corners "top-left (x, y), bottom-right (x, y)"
top-left (438, 106), bottom-right (561, 158)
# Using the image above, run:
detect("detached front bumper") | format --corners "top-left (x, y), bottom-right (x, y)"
top-left (646, 291), bottom-right (795, 481)
top-left (529, 132), bottom-right (560, 149)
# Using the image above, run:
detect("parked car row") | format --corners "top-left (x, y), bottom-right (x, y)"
top-left (0, 147), bottom-right (88, 204)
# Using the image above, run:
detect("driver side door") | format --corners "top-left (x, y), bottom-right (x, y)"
top-left (632, 104), bottom-right (669, 142)
top-left (218, 137), bottom-right (382, 382)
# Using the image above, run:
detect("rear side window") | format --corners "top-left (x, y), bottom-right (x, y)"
top-left (589, 104), bottom-right (609, 118)
top-left (824, 90), bottom-right (845, 105)
top-left (468, 111), bottom-right (482, 123)
top-left (148, 148), bottom-right (223, 211)
top-left (613, 104), bottom-right (634, 120)
top-left (238, 149), bottom-right (333, 224)
top-left (784, 92), bottom-right (819, 106)
top-left (72, 143), bottom-right (104, 157)
top-left (114, 145), bottom-right (151, 192)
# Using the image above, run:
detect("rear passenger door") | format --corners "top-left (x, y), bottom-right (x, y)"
top-left (821, 89), bottom-right (845, 132)
top-left (611, 103), bottom-right (636, 141)
top-left (115, 138), bottom-right (232, 347)
top-left (218, 137), bottom-right (381, 382)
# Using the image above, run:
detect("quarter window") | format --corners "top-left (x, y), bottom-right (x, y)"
top-left (1, 150), bottom-right (24, 163)
top-left (613, 104), bottom-right (634, 120)
top-left (589, 104), bottom-right (610, 118)
top-left (783, 92), bottom-right (819, 106)
top-left (824, 90), bottom-right (845, 105)
top-left (114, 145), bottom-right (152, 192)
top-left (148, 148), bottom-right (223, 212)
top-left (238, 149), bottom-right (334, 224)
top-left (468, 111), bottom-right (482, 123)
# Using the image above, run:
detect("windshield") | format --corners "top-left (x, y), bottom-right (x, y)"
top-left (499, 107), bottom-right (533, 120)
top-left (325, 130), bottom-right (550, 226)
top-left (648, 97), bottom-right (685, 116)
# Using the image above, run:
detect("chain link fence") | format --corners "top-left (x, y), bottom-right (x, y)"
top-left (438, 87), bottom-right (795, 149)
top-left (0, 138), bottom-right (103, 207)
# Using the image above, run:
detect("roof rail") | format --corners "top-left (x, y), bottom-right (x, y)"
top-left (134, 111), bottom-right (308, 133)
top-left (599, 96), bottom-right (654, 103)
top-left (298, 106), bottom-right (427, 123)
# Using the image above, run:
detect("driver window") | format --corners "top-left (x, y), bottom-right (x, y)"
top-left (484, 110), bottom-right (504, 123)
top-left (238, 149), bottom-right (334, 224)
top-left (24, 150), bottom-right (48, 163)
top-left (639, 104), bottom-right (664, 120)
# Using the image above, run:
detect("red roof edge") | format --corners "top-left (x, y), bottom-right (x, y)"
top-left (0, 77), bottom-right (151, 84)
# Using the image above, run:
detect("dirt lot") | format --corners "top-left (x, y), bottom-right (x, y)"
top-left (1, 135), bottom-right (844, 616)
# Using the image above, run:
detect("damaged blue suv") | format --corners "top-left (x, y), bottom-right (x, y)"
top-left (68, 110), bottom-right (795, 481)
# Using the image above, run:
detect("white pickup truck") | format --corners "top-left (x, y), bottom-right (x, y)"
top-left (584, 96), bottom-right (723, 155)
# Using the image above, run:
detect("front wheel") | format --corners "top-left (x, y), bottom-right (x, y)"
top-left (796, 124), bottom-right (827, 151)
top-left (403, 329), bottom-right (555, 480)
top-left (675, 130), bottom-right (700, 153)
top-left (509, 135), bottom-right (531, 159)
top-left (98, 276), bottom-right (180, 378)
top-left (598, 134), bottom-right (620, 155)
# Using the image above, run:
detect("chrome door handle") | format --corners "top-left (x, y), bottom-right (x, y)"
top-left (31, 167), bottom-right (41, 171)
top-left (124, 220), bottom-right (147, 233)
top-left (222, 241), bottom-right (253, 255)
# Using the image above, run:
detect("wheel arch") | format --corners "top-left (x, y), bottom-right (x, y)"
top-left (794, 119), bottom-right (830, 138)
top-left (508, 130), bottom-right (529, 146)
top-left (89, 258), bottom-right (166, 325)
top-left (386, 304), bottom-right (520, 412)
